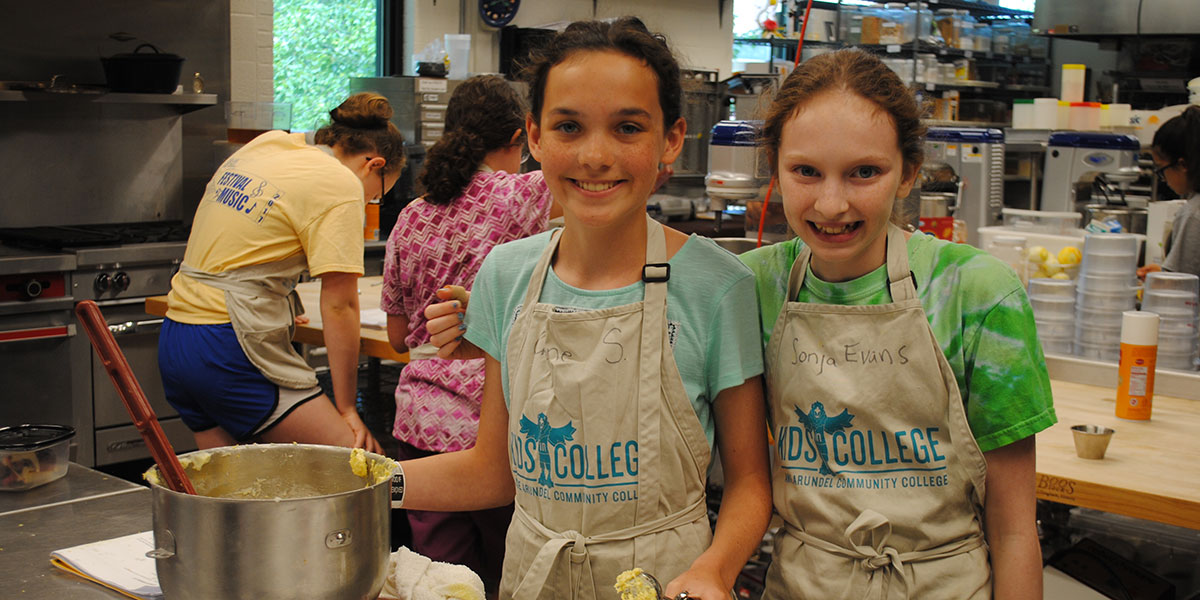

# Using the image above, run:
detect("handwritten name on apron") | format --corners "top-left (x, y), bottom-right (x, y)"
top-left (530, 327), bottom-right (628, 365)
top-left (790, 338), bottom-right (910, 375)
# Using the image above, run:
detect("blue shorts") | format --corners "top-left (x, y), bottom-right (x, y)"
top-left (158, 319), bottom-right (322, 441)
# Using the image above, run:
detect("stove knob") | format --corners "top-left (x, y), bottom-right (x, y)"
top-left (113, 272), bottom-right (131, 293)
top-left (23, 278), bottom-right (43, 299)
top-left (94, 273), bottom-right (111, 294)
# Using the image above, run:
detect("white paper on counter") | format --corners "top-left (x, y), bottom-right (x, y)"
top-left (49, 530), bottom-right (163, 600)
top-left (361, 307), bottom-right (389, 329)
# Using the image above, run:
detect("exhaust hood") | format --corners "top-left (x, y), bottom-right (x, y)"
top-left (1034, 0), bottom-right (1200, 37)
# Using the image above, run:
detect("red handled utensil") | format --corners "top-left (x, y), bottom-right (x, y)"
top-left (74, 300), bottom-right (195, 494)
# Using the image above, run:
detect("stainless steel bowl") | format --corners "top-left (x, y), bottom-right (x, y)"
top-left (1084, 204), bottom-right (1147, 234)
top-left (147, 444), bottom-right (391, 600)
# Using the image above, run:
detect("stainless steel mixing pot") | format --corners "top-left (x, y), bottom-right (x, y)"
top-left (146, 444), bottom-right (391, 600)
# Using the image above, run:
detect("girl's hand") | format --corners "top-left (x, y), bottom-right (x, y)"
top-left (424, 286), bottom-right (485, 360)
top-left (340, 409), bottom-right (383, 454)
top-left (663, 566), bottom-right (731, 600)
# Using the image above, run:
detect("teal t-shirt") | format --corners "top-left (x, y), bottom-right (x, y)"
top-left (465, 230), bottom-right (765, 448)
top-left (739, 232), bottom-right (1057, 453)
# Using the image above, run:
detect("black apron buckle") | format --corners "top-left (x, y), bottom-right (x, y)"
top-left (642, 263), bottom-right (671, 283)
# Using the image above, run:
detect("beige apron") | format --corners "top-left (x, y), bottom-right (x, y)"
top-left (499, 216), bottom-right (713, 600)
top-left (762, 226), bottom-right (991, 600)
top-left (178, 254), bottom-right (318, 389)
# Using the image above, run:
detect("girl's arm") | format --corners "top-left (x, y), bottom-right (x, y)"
top-left (984, 435), bottom-right (1043, 600)
top-left (396, 354), bottom-right (516, 510)
top-left (386, 314), bottom-right (409, 354)
top-left (320, 271), bottom-right (383, 453)
top-left (665, 376), bottom-right (773, 599)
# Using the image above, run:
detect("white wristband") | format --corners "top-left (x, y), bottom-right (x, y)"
top-left (390, 463), bottom-right (406, 508)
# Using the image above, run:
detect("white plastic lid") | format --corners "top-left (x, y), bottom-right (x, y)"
top-left (1120, 310), bottom-right (1160, 346)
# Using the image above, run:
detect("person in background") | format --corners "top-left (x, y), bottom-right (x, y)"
top-left (380, 74), bottom-right (556, 593)
top-left (739, 50), bottom-right (1056, 598)
top-left (1138, 105), bottom-right (1200, 279)
top-left (159, 92), bottom-right (404, 453)
top-left (406, 18), bottom-right (771, 599)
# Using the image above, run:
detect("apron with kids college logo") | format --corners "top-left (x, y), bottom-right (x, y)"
top-left (499, 216), bottom-right (713, 600)
top-left (763, 225), bottom-right (991, 599)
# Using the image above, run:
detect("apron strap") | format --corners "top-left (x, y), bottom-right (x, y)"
top-left (883, 226), bottom-right (917, 303)
top-left (517, 228), bottom-right (564, 312)
top-left (788, 224), bottom-right (917, 303)
top-left (508, 495), bottom-right (708, 600)
top-left (635, 214), bottom-right (671, 564)
top-left (786, 509), bottom-right (986, 600)
top-left (406, 343), bottom-right (439, 361)
top-left (179, 253), bottom-right (309, 297)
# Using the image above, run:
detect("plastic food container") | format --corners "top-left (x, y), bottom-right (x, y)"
top-left (1078, 273), bottom-right (1138, 292)
top-left (1002, 208), bottom-right (1083, 233)
top-left (1030, 297), bottom-right (1075, 319)
top-left (1080, 251), bottom-right (1138, 275)
top-left (1083, 233), bottom-right (1140, 256)
top-left (1142, 290), bottom-right (1200, 316)
top-left (1041, 338), bottom-right (1073, 355)
top-left (0, 424), bottom-right (74, 492)
top-left (1075, 340), bottom-right (1119, 362)
top-left (1035, 317), bottom-right (1076, 338)
top-left (1144, 271), bottom-right (1200, 294)
top-left (1076, 288), bottom-right (1137, 310)
top-left (1157, 333), bottom-right (1199, 354)
top-left (1028, 278), bottom-right (1077, 299)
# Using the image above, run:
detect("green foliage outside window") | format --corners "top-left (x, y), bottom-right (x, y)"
top-left (274, 0), bottom-right (378, 132)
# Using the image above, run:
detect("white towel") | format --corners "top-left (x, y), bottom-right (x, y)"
top-left (377, 546), bottom-right (486, 600)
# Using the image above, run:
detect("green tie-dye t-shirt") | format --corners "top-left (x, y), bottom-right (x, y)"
top-left (739, 232), bottom-right (1056, 452)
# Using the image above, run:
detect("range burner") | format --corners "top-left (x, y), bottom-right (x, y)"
top-left (0, 222), bottom-right (190, 252)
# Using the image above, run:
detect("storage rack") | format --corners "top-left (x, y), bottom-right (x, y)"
top-left (733, 0), bottom-right (1052, 127)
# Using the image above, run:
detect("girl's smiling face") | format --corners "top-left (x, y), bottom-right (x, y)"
top-left (527, 49), bottom-right (685, 230)
top-left (777, 89), bottom-right (918, 282)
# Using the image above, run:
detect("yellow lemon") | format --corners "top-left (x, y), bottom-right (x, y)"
top-left (1026, 246), bottom-right (1049, 263)
top-left (1051, 272), bottom-right (1071, 280)
top-left (1042, 259), bottom-right (1063, 276)
top-left (1057, 246), bottom-right (1082, 265)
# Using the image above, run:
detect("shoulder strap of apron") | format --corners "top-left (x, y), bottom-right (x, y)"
top-left (788, 225), bottom-right (916, 303)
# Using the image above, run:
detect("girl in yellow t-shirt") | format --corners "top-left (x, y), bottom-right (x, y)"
top-left (159, 93), bottom-right (405, 453)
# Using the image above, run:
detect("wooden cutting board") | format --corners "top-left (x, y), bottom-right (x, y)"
top-left (1036, 379), bottom-right (1200, 529)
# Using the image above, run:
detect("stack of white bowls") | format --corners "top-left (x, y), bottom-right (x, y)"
top-left (1028, 278), bottom-right (1076, 355)
top-left (1141, 272), bottom-right (1200, 371)
top-left (1074, 234), bottom-right (1140, 361)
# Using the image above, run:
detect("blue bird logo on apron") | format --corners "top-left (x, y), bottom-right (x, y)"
top-left (795, 402), bottom-right (855, 475)
top-left (519, 413), bottom-right (577, 488)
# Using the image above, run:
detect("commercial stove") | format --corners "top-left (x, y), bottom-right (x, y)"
top-left (0, 222), bottom-right (197, 467)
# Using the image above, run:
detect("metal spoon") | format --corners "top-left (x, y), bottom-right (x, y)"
top-left (635, 571), bottom-right (691, 600)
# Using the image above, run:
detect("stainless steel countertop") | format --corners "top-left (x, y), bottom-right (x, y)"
top-left (0, 463), bottom-right (143, 517)
top-left (0, 244), bottom-right (75, 276)
top-left (0, 464), bottom-right (152, 599)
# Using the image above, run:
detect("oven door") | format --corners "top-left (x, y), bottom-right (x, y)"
top-left (0, 298), bottom-right (90, 463)
top-left (89, 298), bottom-right (196, 465)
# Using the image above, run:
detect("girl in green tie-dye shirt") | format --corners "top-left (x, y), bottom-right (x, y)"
top-left (741, 49), bottom-right (1056, 599)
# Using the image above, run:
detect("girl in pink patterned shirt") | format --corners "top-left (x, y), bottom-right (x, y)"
top-left (380, 75), bottom-right (556, 592)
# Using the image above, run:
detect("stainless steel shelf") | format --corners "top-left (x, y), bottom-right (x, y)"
top-left (924, 119), bottom-right (1008, 128)
top-left (0, 91), bottom-right (218, 113)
